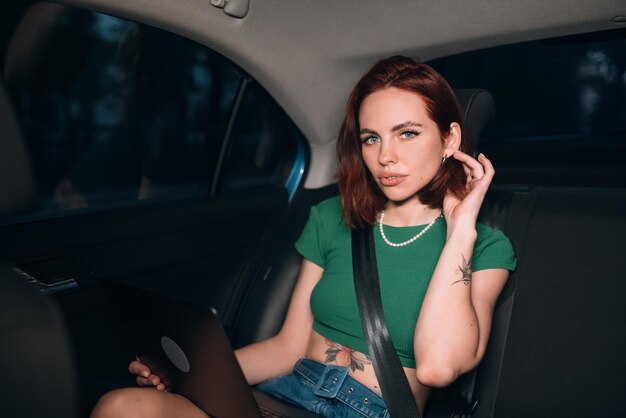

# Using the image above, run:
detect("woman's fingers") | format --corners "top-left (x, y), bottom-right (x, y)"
top-left (453, 151), bottom-right (494, 185)
top-left (135, 372), bottom-right (165, 389)
top-left (136, 374), bottom-right (161, 387)
top-left (129, 359), bottom-right (164, 389)
top-left (444, 152), bottom-right (496, 225)
top-left (477, 152), bottom-right (495, 181)
top-left (452, 151), bottom-right (482, 178)
top-left (136, 378), bottom-right (165, 390)
top-left (129, 359), bottom-right (150, 377)
top-left (473, 153), bottom-right (495, 191)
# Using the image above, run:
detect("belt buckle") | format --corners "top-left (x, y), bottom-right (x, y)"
top-left (313, 365), bottom-right (348, 398)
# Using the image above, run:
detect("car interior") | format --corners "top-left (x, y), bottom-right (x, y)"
top-left (1, 1), bottom-right (625, 417)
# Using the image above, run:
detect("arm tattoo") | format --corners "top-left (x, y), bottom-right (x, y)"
top-left (324, 339), bottom-right (371, 372)
top-left (452, 254), bottom-right (472, 285)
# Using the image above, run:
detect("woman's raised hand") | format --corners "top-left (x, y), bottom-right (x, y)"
top-left (442, 151), bottom-right (495, 233)
top-left (128, 357), bottom-right (166, 391)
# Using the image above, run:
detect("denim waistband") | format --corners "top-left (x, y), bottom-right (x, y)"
top-left (292, 358), bottom-right (388, 417)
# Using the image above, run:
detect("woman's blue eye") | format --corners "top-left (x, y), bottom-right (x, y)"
top-left (361, 135), bottom-right (380, 144)
top-left (400, 130), bottom-right (420, 139)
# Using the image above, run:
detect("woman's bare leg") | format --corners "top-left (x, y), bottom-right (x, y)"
top-left (91, 387), bottom-right (209, 418)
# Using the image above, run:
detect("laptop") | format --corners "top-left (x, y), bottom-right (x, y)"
top-left (100, 278), bottom-right (321, 418)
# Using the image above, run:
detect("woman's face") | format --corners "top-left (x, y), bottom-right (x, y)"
top-left (359, 87), bottom-right (454, 205)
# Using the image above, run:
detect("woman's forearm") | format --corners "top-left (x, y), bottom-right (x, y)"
top-left (413, 224), bottom-right (481, 386)
top-left (235, 332), bottom-right (308, 386)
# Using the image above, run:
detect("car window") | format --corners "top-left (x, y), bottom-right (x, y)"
top-left (430, 29), bottom-right (626, 142)
top-left (429, 30), bottom-right (626, 187)
top-left (217, 85), bottom-right (304, 199)
top-left (2, 2), bottom-right (304, 224)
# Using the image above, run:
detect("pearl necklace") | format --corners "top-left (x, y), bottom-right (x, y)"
top-left (378, 210), bottom-right (443, 247)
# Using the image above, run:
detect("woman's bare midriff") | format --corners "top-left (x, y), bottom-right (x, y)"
top-left (304, 330), bottom-right (430, 413)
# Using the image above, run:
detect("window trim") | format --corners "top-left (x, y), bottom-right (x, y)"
top-left (210, 77), bottom-right (251, 197)
top-left (210, 78), bottom-right (309, 202)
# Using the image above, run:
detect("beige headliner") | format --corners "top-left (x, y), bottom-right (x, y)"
top-left (60, 0), bottom-right (626, 187)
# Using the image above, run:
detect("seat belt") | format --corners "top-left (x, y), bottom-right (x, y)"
top-left (351, 226), bottom-right (421, 418)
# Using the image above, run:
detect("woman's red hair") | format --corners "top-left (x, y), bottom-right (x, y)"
top-left (336, 55), bottom-right (470, 228)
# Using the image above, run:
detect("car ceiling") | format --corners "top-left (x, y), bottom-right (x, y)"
top-left (42, 0), bottom-right (626, 187)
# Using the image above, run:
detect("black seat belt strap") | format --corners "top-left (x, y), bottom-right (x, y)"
top-left (352, 226), bottom-right (421, 418)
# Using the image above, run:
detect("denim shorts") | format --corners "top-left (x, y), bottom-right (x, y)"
top-left (256, 358), bottom-right (389, 418)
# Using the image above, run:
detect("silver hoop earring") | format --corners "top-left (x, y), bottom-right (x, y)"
top-left (441, 155), bottom-right (448, 166)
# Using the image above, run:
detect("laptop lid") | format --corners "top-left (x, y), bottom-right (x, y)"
top-left (100, 278), bottom-right (262, 418)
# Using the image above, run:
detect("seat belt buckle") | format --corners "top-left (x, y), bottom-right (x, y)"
top-left (451, 398), bottom-right (479, 418)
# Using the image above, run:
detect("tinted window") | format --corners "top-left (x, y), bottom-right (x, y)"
top-left (428, 29), bottom-right (626, 186)
top-left (3, 2), bottom-right (304, 224)
top-left (218, 86), bottom-right (302, 196)
top-left (430, 29), bottom-right (626, 142)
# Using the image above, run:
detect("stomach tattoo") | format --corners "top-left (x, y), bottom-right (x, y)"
top-left (323, 339), bottom-right (372, 372)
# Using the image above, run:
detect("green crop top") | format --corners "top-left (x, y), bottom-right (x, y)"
top-left (295, 196), bottom-right (517, 368)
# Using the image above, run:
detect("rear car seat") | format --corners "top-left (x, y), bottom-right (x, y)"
top-left (476, 187), bottom-right (626, 417)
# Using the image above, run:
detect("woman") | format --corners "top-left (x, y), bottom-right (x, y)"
top-left (91, 55), bottom-right (516, 418)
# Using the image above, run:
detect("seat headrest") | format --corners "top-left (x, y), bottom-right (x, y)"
top-left (0, 78), bottom-right (35, 215)
top-left (454, 89), bottom-right (495, 152)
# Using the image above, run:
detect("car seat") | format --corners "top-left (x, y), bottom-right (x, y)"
top-left (0, 74), bottom-right (79, 417)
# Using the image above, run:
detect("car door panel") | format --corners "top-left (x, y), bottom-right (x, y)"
top-left (1, 186), bottom-right (289, 400)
